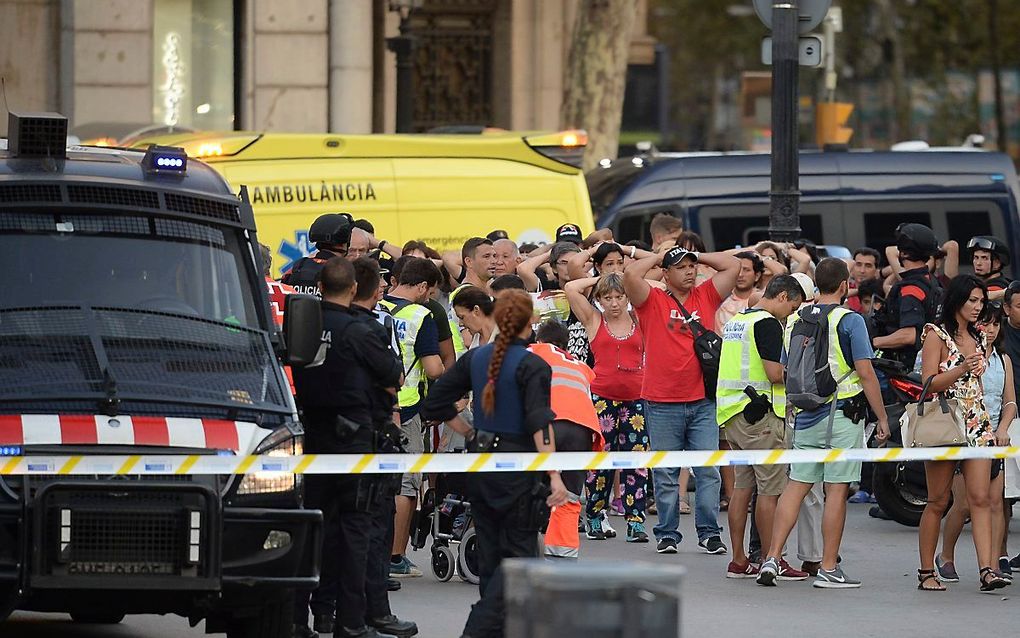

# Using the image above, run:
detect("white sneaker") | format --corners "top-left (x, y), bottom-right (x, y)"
top-left (600, 512), bottom-right (617, 539)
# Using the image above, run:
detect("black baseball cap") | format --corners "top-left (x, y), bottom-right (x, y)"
top-left (486, 229), bottom-right (510, 242)
top-left (555, 223), bottom-right (583, 245)
top-left (661, 246), bottom-right (698, 269)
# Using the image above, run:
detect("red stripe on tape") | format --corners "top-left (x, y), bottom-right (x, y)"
top-left (202, 420), bottom-right (239, 450)
top-left (132, 416), bottom-right (170, 446)
top-left (0, 415), bottom-right (23, 445)
top-left (59, 415), bottom-right (98, 444)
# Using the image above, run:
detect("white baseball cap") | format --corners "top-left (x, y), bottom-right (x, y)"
top-left (791, 272), bottom-right (816, 302)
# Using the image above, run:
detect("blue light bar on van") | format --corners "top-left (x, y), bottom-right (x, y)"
top-left (142, 145), bottom-right (188, 176)
top-left (0, 445), bottom-right (22, 457)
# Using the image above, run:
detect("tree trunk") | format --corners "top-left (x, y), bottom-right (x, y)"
top-left (561, 0), bottom-right (639, 171)
top-left (988, 0), bottom-right (1007, 150)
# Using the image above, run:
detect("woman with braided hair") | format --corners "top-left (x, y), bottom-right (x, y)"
top-left (422, 289), bottom-right (568, 638)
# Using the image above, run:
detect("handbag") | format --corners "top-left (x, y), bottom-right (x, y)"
top-left (901, 376), bottom-right (967, 448)
top-left (667, 291), bottom-right (722, 399)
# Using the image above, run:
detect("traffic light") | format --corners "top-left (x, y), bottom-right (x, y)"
top-left (816, 102), bottom-right (854, 146)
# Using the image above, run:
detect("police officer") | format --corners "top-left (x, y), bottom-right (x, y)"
top-left (421, 289), bottom-right (568, 638)
top-left (283, 213), bottom-right (354, 296)
top-left (350, 257), bottom-right (418, 638)
top-left (873, 223), bottom-right (942, 368)
top-left (968, 235), bottom-right (1012, 293)
top-left (292, 257), bottom-right (403, 638)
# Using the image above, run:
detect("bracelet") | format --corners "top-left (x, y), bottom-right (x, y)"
top-left (630, 246), bottom-right (637, 259)
top-left (378, 240), bottom-right (387, 252)
top-left (1005, 401), bottom-right (1017, 410)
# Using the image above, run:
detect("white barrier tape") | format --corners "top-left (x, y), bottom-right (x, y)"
top-left (0, 446), bottom-right (1018, 475)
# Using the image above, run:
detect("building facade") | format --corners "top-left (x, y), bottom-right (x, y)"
top-left (1, 0), bottom-right (654, 139)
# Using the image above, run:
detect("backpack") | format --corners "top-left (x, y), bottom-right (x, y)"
top-left (786, 304), bottom-right (842, 411)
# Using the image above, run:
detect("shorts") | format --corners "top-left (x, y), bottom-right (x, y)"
top-left (400, 412), bottom-right (424, 498)
top-left (789, 412), bottom-right (863, 485)
top-left (723, 411), bottom-right (788, 496)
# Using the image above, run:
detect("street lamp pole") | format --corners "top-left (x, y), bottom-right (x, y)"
top-left (769, 0), bottom-right (801, 242)
top-left (386, 1), bottom-right (421, 133)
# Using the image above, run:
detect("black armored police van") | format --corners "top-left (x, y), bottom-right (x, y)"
top-left (0, 112), bottom-right (322, 637)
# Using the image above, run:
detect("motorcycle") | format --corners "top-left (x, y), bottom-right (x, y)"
top-left (863, 358), bottom-right (934, 527)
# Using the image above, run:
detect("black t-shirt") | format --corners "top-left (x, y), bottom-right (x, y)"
top-left (1001, 321), bottom-right (1020, 400)
top-left (424, 298), bottom-right (454, 342)
top-left (753, 316), bottom-right (784, 363)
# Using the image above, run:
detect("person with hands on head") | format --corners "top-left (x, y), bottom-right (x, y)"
top-left (873, 223), bottom-right (942, 368)
top-left (624, 244), bottom-right (740, 556)
top-left (564, 272), bottom-right (651, 542)
top-left (420, 290), bottom-right (568, 638)
top-left (442, 237), bottom-right (497, 291)
top-left (349, 226), bottom-right (403, 262)
top-left (916, 275), bottom-right (1010, 593)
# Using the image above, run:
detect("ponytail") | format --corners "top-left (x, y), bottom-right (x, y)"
top-left (481, 289), bottom-right (534, 415)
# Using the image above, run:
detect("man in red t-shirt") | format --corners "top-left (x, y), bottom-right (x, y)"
top-left (624, 245), bottom-right (740, 555)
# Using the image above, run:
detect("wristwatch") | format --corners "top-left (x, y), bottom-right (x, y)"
top-left (378, 240), bottom-right (387, 252)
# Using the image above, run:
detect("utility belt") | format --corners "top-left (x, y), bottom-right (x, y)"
top-left (467, 430), bottom-right (534, 453)
top-left (517, 480), bottom-right (553, 533)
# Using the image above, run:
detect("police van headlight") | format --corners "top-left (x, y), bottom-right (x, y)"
top-left (236, 428), bottom-right (303, 496)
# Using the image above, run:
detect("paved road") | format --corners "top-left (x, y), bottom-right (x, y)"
top-left (3, 503), bottom-right (1019, 637)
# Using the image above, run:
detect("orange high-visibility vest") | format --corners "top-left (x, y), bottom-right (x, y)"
top-left (544, 500), bottom-right (582, 559)
top-left (527, 343), bottom-right (602, 451)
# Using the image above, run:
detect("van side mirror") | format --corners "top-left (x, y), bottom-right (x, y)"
top-left (282, 294), bottom-right (323, 367)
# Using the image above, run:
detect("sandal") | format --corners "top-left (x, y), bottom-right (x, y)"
top-left (980, 567), bottom-right (1009, 593)
top-left (719, 497), bottom-right (729, 512)
top-left (679, 499), bottom-right (692, 515)
top-left (917, 569), bottom-right (946, 591)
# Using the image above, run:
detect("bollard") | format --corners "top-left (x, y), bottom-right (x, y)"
top-left (503, 559), bottom-right (684, 638)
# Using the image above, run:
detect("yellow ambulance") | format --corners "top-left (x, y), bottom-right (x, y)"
top-left (129, 130), bottom-right (595, 276)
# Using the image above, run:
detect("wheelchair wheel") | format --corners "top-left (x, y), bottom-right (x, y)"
top-left (432, 544), bottom-right (455, 582)
top-left (457, 527), bottom-right (480, 585)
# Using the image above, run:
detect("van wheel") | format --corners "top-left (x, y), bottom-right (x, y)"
top-left (70, 611), bottom-right (125, 624)
top-left (225, 589), bottom-right (294, 638)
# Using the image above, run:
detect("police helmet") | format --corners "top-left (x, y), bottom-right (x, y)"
top-left (967, 235), bottom-right (1010, 268)
top-left (895, 223), bottom-right (940, 260)
top-left (309, 213), bottom-right (354, 247)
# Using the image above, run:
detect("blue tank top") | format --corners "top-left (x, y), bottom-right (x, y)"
top-left (984, 349), bottom-right (1005, 424)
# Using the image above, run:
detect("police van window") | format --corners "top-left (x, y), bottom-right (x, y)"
top-left (615, 207), bottom-right (680, 245)
top-left (694, 204), bottom-right (822, 250)
top-left (946, 211), bottom-right (992, 246)
top-left (863, 212), bottom-right (931, 252)
top-left (0, 217), bottom-right (256, 329)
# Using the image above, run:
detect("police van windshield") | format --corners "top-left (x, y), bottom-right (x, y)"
top-left (0, 213), bottom-right (290, 416)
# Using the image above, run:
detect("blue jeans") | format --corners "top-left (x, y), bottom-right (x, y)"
top-left (645, 399), bottom-right (721, 543)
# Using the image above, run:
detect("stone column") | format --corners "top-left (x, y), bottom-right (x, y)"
top-left (328, 0), bottom-right (372, 133)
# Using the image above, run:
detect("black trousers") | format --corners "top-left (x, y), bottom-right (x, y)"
top-left (296, 473), bottom-right (375, 631)
top-left (462, 471), bottom-right (540, 638)
top-left (365, 475), bottom-right (400, 619)
top-left (551, 420), bottom-right (593, 496)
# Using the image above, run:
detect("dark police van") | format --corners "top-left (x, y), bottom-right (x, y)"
top-left (590, 149), bottom-right (1020, 260)
top-left (0, 113), bottom-right (322, 637)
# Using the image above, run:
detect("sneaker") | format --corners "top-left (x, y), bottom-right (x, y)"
top-left (999, 557), bottom-right (1013, 583)
top-left (610, 498), bottom-right (625, 517)
top-left (936, 556), bottom-right (960, 583)
top-left (389, 556), bottom-right (423, 578)
top-left (600, 512), bottom-right (618, 538)
top-left (698, 536), bottom-right (727, 555)
top-left (1010, 553), bottom-right (1020, 570)
top-left (656, 538), bottom-right (678, 554)
top-left (726, 560), bottom-right (760, 579)
top-left (756, 557), bottom-right (779, 586)
top-left (626, 522), bottom-right (649, 543)
top-left (813, 566), bottom-right (862, 589)
top-left (776, 559), bottom-right (810, 581)
top-left (586, 516), bottom-right (606, 540)
top-left (847, 490), bottom-right (872, 504)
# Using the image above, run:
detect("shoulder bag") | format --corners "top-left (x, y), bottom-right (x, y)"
top-left (667, 291), bottom-right (722, 399)
top-left (901, 376), bottom-right (967, 448)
